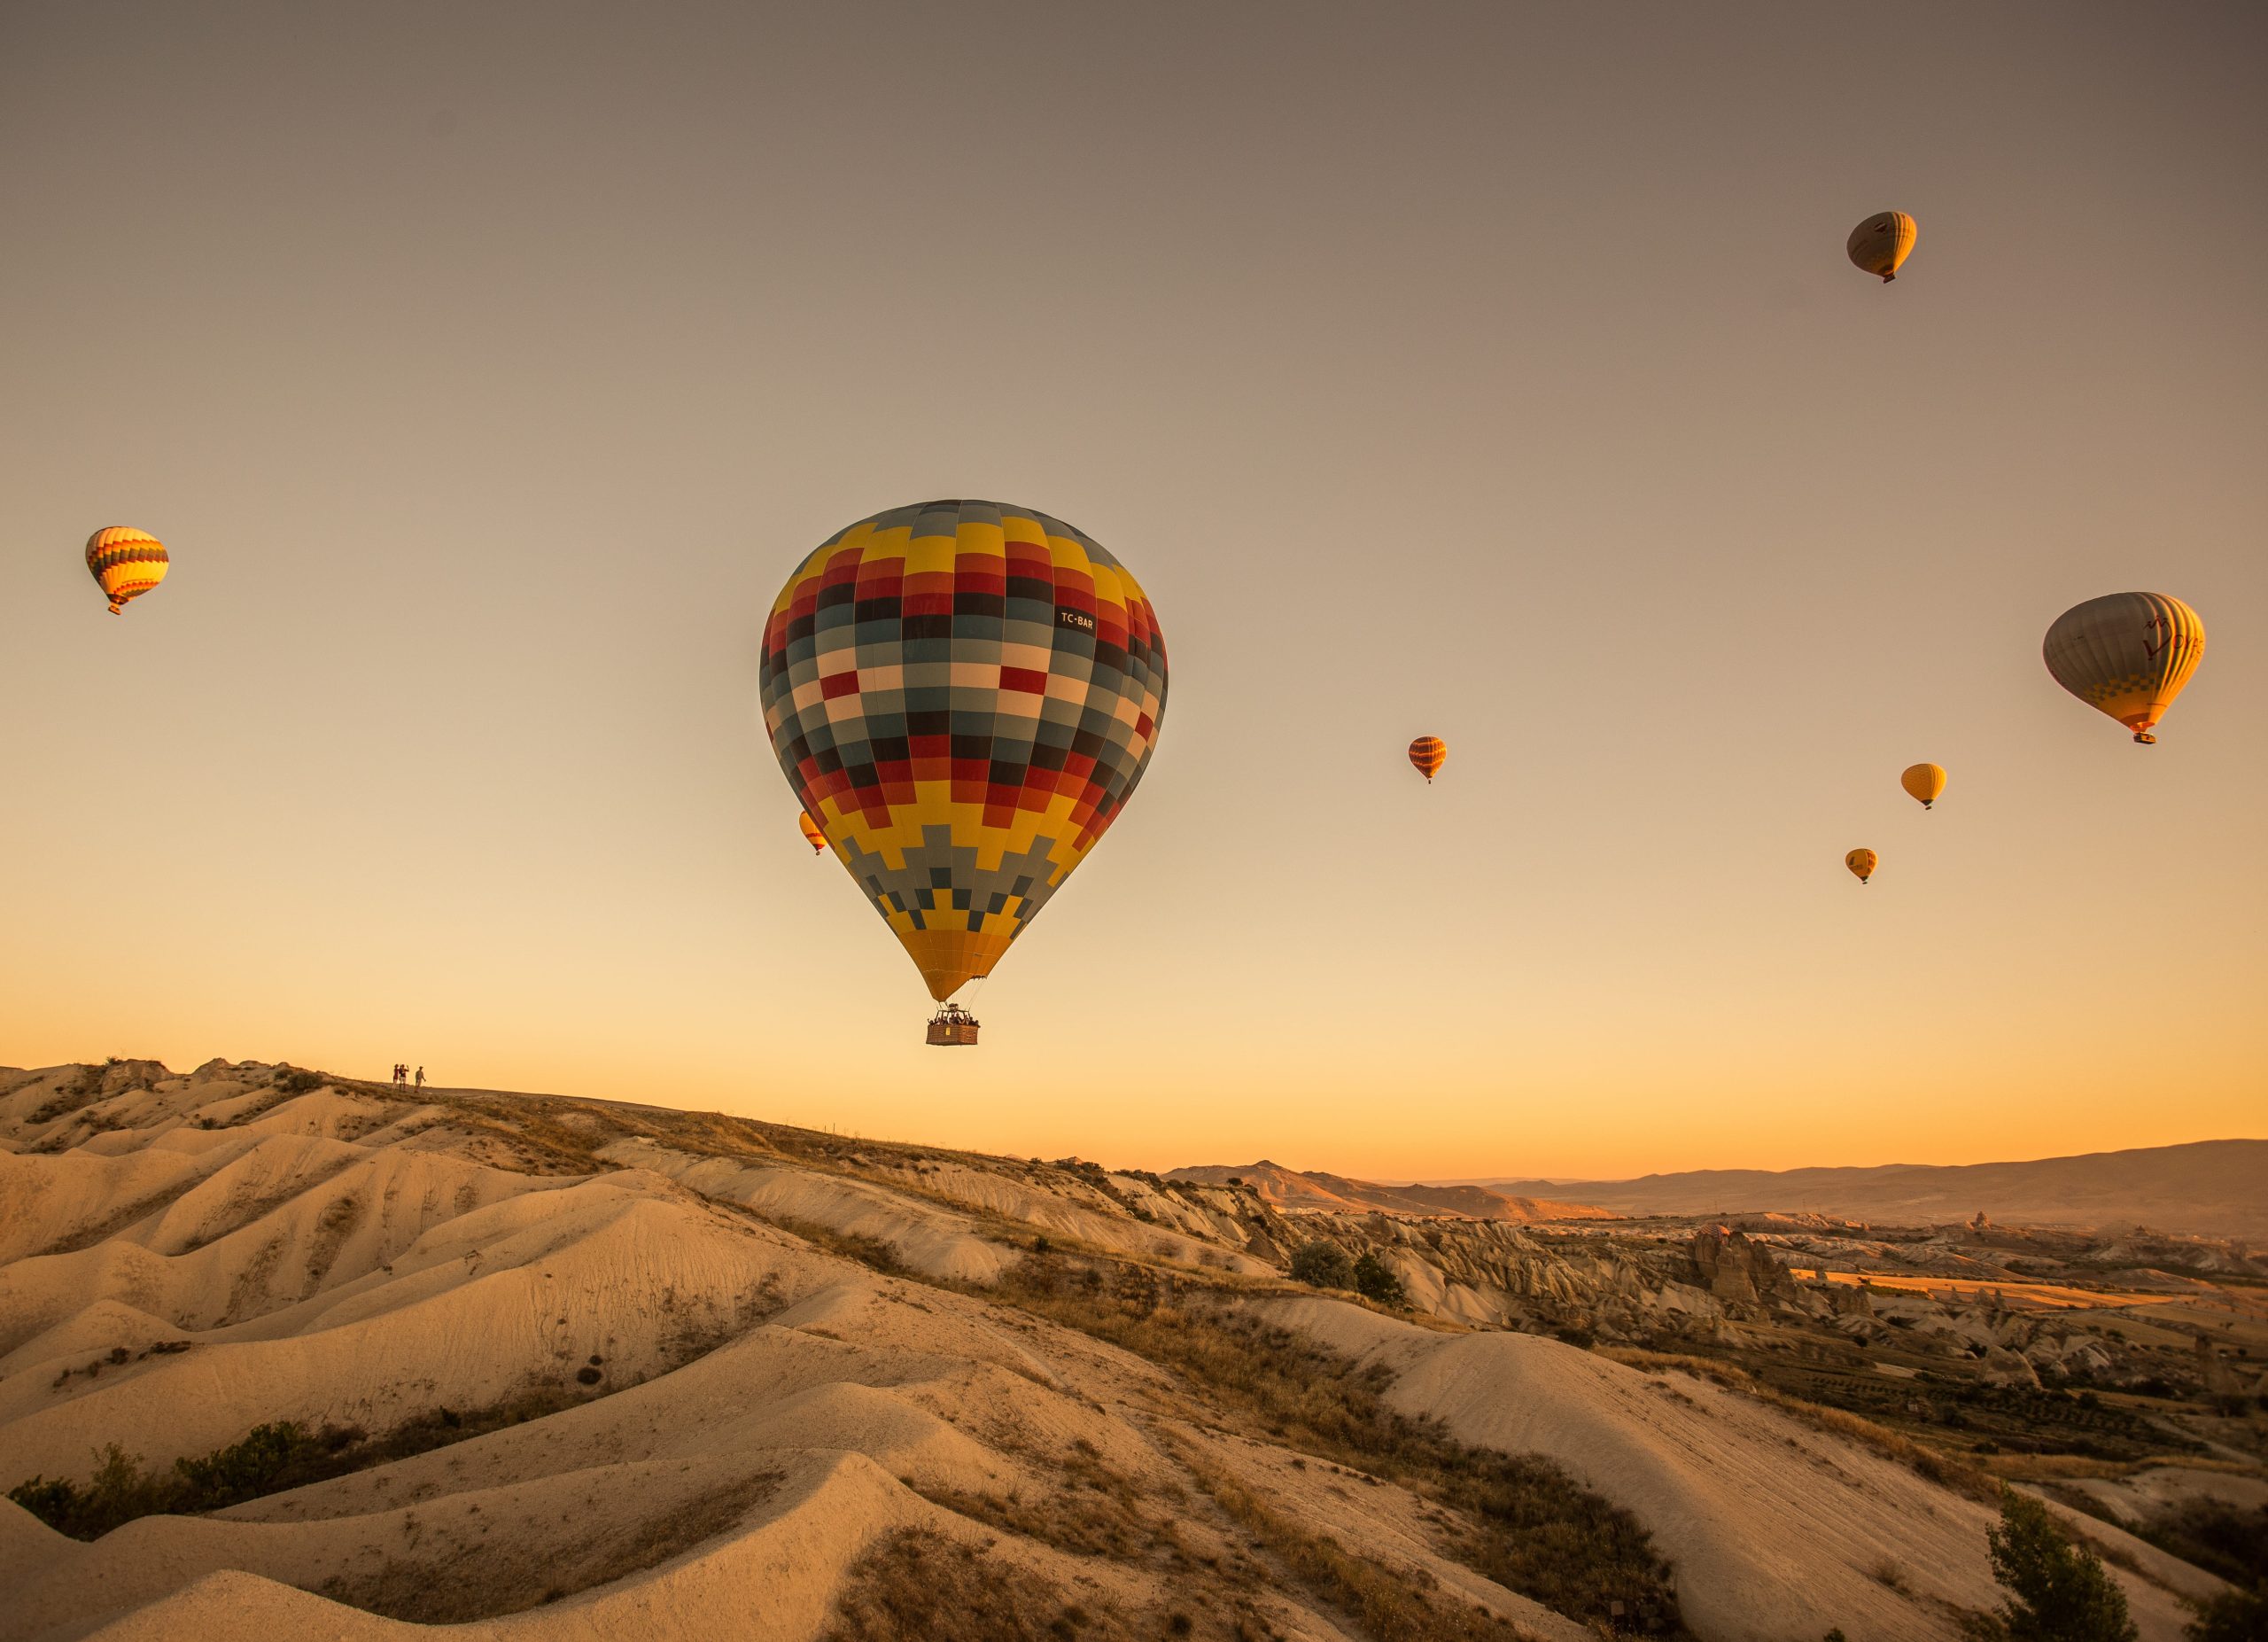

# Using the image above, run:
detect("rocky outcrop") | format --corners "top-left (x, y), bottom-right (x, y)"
top-left (1689, 1225), bottom-right (1811, 1315)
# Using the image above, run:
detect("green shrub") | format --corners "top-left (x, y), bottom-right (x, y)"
top-left (1352, 1250), bottom-right (1407, 1307)
top-left (2186, 1584), bottom-right (2268, 1642)
top-left (8, 1423), bottom-right (346, 1539)
top-left (2133, 1499), bottom-right (2268, 1589)
top-left (1288, 1240), bottom-right (1355, 1289)
top-left (1961, 1489), bottom-right (2136, 1642)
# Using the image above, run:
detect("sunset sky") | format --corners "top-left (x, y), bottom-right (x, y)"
top-left (4, 2), bottom-right (2262, 1180)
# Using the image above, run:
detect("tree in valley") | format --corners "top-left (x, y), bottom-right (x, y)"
top-left (1961, 1489), bottom-right (2136, 1642)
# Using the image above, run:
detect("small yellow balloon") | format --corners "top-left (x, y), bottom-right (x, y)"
top-left (1900, 764), bottom-right (1946, 810)
top-left (798, 811), bottom-right (827, 854)
top-left (1846, 212), bottom-right (1917, 283)
top-left (85, 527), bottom-right (168, 615)
top-left (1845, 848), bottom-right (1877, 884)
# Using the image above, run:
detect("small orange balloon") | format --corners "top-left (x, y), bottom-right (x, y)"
top-left (1845, 848), bottom-right (1877, 885)
top-left (1408, 735), bottom-right (1446, 783)
top-left (1900, 764), bottom-right (1946, 810)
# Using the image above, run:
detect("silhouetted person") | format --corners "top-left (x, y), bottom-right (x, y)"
top-left (392, 1063), bottom-right (406, 1086)
top-left (414, 1066), bottom-right (425, 1093)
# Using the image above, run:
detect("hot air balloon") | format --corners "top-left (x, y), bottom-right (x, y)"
top-left (2043, 593), bottom-right (2205, 744)
top-left (1845, 848), bottom-right (1877, 884)
top-left (1847, 212), bottom-right (1917, 282)
top-left (1900, 764), bottom-right (1946, 810)
top-left (85, 527), bottom-right (168, 615)
top-left (1408, 736), bottom-right (1446, 783)
top-left (759, 501), bottom-right (1167, 1040)
top-left (798, 812), bottom-right (827, 854)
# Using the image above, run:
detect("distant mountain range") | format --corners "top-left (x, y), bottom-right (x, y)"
top-left (1164, 1160), bottom-right (1619, 1223)
top-left (1467, 1140), bottom-right (2268, 1240)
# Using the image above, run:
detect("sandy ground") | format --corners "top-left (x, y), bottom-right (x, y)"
top-left (1255, 1296), bottom-right (2211, 1642)
top-left (0, 1059), bottom-right (2235, 1642)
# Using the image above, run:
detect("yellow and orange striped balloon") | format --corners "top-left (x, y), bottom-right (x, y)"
top-left (85, 527), bottom-right (168, 615)
top-left (798, 811), bottom-right (827, 854)
top-left (1408, 735), bottom-right (1446, 783)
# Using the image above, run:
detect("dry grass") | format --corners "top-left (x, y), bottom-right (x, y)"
top-left (911, 1439), bottom-right (1171, 1564)
top-left (821, 1529), bottom-right (1155, 1642)
top-left (29, 1183), bottom-right (200, 1257)
top-left (12, 1280), bottom-right (782, 1540)
top-left (1597, 1347), bottom-right (1758, 1392)
top-left (1791, 1404), bottom-right (1998, 1505)
top-left (323, 1469), bottom-right (782, 1623)
top-left (1978, 1452), bottom-right (2140, 1482)
top-left (1185, 1453), bottom-right (1547, 1642)
top-left (759, 1212), bottom-right (908, 1276)
top-left (423, 1093), bottom-right (627, 1175)
top-left (990, 1255), bottom-right (1688, 1634)
top-left (1971, 1451), bottom-right (2259, 1483)
top-left (25, 1065), bottom-right (112, 1125)
top-left (1602, 1345), bottom-right (2000, 1505)
top-left (1868, 1556), bottom-right (1912, 1594)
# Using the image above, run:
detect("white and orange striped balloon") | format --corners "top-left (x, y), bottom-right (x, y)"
top-left (1846, 212), bottom-right (1917, 283)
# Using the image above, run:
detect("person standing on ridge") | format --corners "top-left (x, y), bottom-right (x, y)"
top-left (414, 1066), bottom-right (425, 1093)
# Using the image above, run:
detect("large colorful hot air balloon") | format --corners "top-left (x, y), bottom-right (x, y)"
top-left (1408, 736), bottom-right (1446, 783)
top-left (798, 811), bottom-right (827, 854)
top-left (759, 501), bottom-right (1167, 1028)
top-left (85, 527), bottom-right (168, 614)
top-left (1845, 848), bottom-right (1877, 884)
top-left (2043, 593), bottom-right (2205, 745)
top-left (1847, 212), bottom-right (1917, 282)
top-left (1900, 764), bottom-right (1946, 810)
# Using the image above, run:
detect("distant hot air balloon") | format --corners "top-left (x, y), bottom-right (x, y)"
top-left (85, 527), bottom-right (168, 615)
top-left (2043, 593), bottom-right (2205, 745)
top-left (1845, 848), bottom-right (1877, 884)
top-left (1900, 764), bottom-right (1946, 810)
top-left (1847, 212), bottom-right (1917, 283)
top-left (1408, 736), bottom-right (1446, 783)
top-left (798, 811), bottom-right (827, 854)
top-left (759, 501), bottom-right (1167, 1037)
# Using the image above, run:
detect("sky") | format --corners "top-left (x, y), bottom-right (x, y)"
top-left (3, 2), bottom-right (2264, 1181)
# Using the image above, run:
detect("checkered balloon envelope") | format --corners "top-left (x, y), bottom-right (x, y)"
top-left (760, 501), bottom-right (1168, 1011)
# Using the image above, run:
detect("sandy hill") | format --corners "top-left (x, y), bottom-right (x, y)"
top-left (1478, 1140), bottom-right (2268, 1239)
top-left (0, 1059), bottom-right (2230, 1642)
top-left (1168, 1161), bottom-right (1617, 1224)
